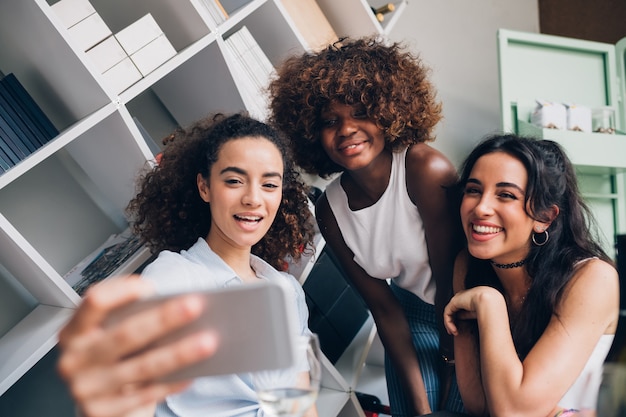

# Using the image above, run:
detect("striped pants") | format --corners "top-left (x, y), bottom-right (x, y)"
top-left (385, 282), bottom-right (464, 416)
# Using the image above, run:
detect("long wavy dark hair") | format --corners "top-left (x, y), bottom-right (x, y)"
top-left (458, 134), bottom-right (612, 358)
top-left (126, 113), bottom-right (315, 270)
top-left (268, 36), bottom-right (442, 178)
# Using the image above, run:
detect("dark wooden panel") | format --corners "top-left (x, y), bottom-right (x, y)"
top-left (539, 0), bottom-right (626, 44)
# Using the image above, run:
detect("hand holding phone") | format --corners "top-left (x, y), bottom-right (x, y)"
top-left (58, 275), bottom-right (215, 417)
top-left (105, 281), bottom-right (298, 382)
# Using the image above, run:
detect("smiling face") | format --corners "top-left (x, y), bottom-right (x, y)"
top-left (197, 136), bottom-right (283, 257)
top-left (319, 101), bottom-right (386, 172)
top-left (461, 151), bottom-right (547, 264)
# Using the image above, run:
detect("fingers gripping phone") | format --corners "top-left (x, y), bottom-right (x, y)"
top-left (105, 281), bottom-right (298, 382)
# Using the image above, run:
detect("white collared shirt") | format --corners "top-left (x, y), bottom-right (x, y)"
top-left (142, 238), bottom-right (311, 417)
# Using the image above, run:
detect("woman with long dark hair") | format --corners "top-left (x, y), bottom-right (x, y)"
top-left (444, 134), bottom-right (619, 416)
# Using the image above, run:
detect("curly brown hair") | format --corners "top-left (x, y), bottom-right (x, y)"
top-left (268, 36), bottom-right (442, 178)
top-left (126, 113), bottom-right (315, 271)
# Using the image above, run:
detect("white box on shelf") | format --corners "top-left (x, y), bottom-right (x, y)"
top-left (129, 34), bottom-right (177, 76)
top-left (68, 12), bottom-right (112, 52)
top-left (565, 103), bottom-right (592, 133)
top-left (50, 0), bottom-right (96, 29)
top-left (115, 14), bottom-right (164, 56)
top-left (101, 56), bottom-right (143, 94)
top-left (86, 36), bottom-right (128, 73)
top-left (530, 99), bottom-right (567, 130)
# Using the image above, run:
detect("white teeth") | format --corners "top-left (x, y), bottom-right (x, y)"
top-left (236, 215), bottom-right (261, 222)
top-left (473, 224), bottom-right (502, 234)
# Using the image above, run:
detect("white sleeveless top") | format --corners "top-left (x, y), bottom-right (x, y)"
top-left (559, 334), bottom-right (614, 410)
top-left (559, 257), bottom-right (614, 410)
top-left (325, 148), bottom-right (435, 304)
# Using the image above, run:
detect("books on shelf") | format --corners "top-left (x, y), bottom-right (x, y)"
top-left (199, 0), bottom-right (229, 26)
top-left (224, 26), bottom-right (274, 120)
top-left (0, 145), bottom-right (13, 172)
top-left (1, 73), bottom-right (59, 140)
top-left (63, 229), bottom-right (146, 296)
top-left (0, 73), bottom-right (59, 173)
top-left (281, 0), bottom-right (338, 51)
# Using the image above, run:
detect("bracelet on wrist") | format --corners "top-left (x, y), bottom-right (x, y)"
top-left (554, 409), bottom-right (579, 417)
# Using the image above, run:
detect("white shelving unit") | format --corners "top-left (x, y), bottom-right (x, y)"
top-left (497, 29), bottom-right (626, 258)
top-left (0, 0), bottom-right (407, 413)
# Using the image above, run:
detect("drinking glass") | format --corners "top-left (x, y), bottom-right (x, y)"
top-left (596, 363), bottom-right (626, 417)
top-left (254, 333), bottom-right (322, 417)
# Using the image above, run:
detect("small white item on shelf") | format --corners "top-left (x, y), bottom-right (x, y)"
top-left (86, 35), bottom-right (128, 74)
top-left (50, 0), bottom-right (96, 29)
top-left (130, 34), bottom-right (177, 76)
top-left (592, 106), bottom-right (616, 134)
top-left (564, 103), bottom-right (592, 132)
top-left (115, 14), bottom-right (166, 56)
top-left (101, 56), bottom-right (143, 94)
top-left (68, 12), bottom-right (113, 52)
top-left (530, 99), bottom-right (567, 130)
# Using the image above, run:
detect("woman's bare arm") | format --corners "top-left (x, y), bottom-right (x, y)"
top-left (316, 194), bottom-right (432, 415)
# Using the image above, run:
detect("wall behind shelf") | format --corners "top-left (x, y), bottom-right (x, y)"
top-left (386, 0), bottom-right (539, 167)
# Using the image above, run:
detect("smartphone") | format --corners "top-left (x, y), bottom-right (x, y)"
top-left (105, 281), bottom-right (297, 381)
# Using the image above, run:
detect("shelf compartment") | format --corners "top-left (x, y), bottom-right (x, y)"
top-left (0, 304), bottom-right (74, 396)
top-left (517, 120), bottom-right (626, 171)
top-left (0, 103), bottom-right (117, 189)
top-left (0, 214), bottom-right (79, 307)
top-left (45, 0), bottom-right (211, 100)
top-left (119, 31), bottom-right (218, 104)
top-left (0, 110), bottom-right (152, 278)
top-left (0, 0), bottom-right (111, 132)
top-left (224, 0), bottom-right (306, 65)
top-left (151, 41), bottom-right (246, 128)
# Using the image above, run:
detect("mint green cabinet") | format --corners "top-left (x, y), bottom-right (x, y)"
top-left (497, 29), bottom-right (626, 257)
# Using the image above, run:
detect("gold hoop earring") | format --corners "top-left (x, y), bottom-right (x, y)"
top-left (532, 230), bottom-right (549, 246)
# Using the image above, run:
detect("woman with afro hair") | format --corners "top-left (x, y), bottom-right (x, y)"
top-left (268, 37), bottom-right (464, 416)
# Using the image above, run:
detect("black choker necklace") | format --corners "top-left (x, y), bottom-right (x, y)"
top-left (490, 259), bottom-right (526, 269)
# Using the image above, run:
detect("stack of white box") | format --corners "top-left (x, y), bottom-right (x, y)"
top-left (51, 0), bottom-right (111, 52)
top-left (52, 0), bottom-right (177, 94)
top-left (115, 14), bottom-right (177, 78)
top-left (564, 103), bottom-right (592, 133)
top-left (88, 35), bottom-right (142, 94)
